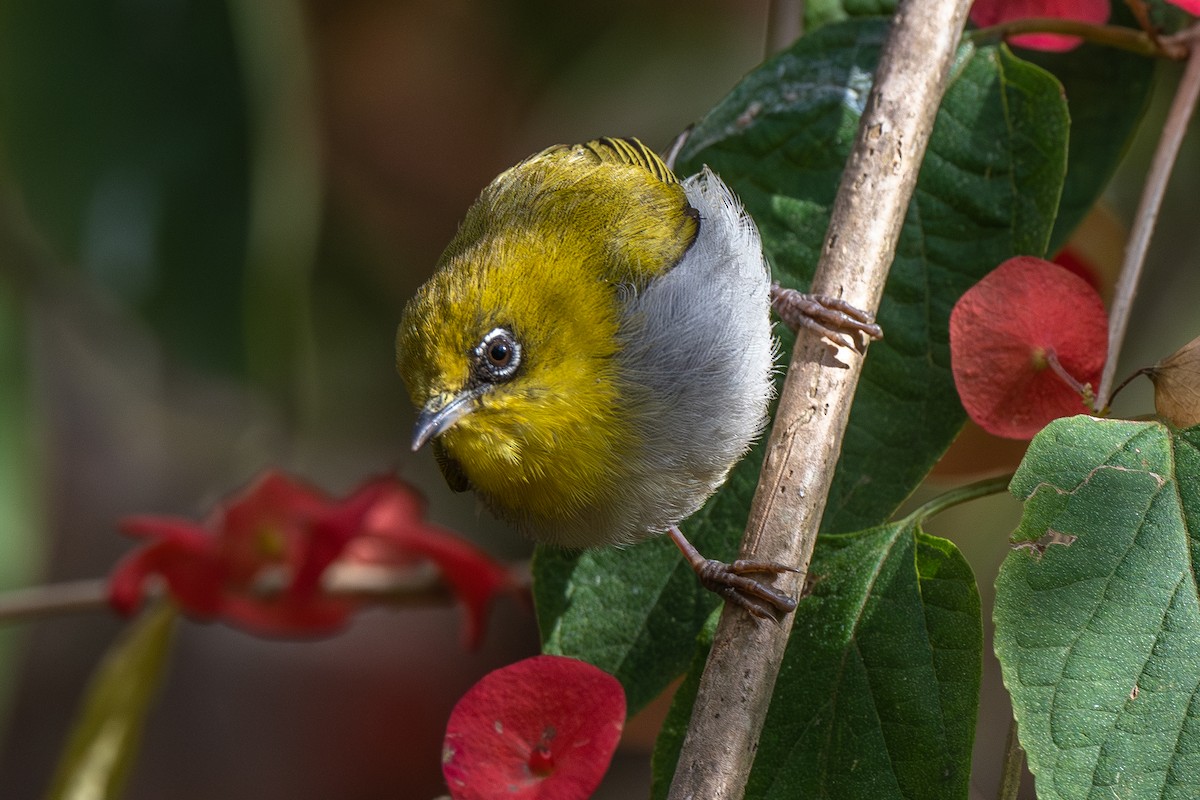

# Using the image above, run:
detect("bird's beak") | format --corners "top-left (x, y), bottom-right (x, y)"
top-left (411, 389), bottom-right (481, 451)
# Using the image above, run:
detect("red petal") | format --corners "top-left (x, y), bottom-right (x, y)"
top-left (219, 594), bottom-right (355, 637)
top-left (1167, 0), bottom-right (1200, 13)
top-left (970, 0), bottom-right (1109, 51)
top-left (109, 521), bottom-right (225, 617)
top-left (110, 472), bottom-right (480, 639)
top-left (443, 656), bottom-right (625, 800)
top-left (359, 487), bottom-right (520, 649)
top-left (289, 478), bottom-right (395, 599)
top-left (950, 256), bottom-right (1107, 439)
top-left (215, 471), bottom-right (331, 584)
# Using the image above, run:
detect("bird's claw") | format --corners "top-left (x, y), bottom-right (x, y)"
top-left (770, 283), bottom-right (883, 352)
top-left (697, 558), bottom-right (799, 622)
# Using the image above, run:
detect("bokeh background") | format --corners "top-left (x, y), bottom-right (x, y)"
top-left (0, 1), bottom-right (1195, 798)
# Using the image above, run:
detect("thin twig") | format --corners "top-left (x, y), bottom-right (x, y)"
top-left (765, 0), bottom-right (804, 57)
top-left (1107, 366), bottom-right (1154, 407)
top-left (0, 579), bottom-right (110, 622)
top-left (1098, 31), bottom-right (1200, 408)
top-left (0, 563), bottom-right (531, 626)
top-left (666, 1), bottom-right (973, 797)
top-left (967, 18), bottom-right (1177, 58)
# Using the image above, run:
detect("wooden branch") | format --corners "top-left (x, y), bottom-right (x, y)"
top-left (666, 1), bottom-right (974, 797)
top-left (1098, 25), bottom-right (1200, 408)
top-left (0, 562), bottom-right (533, 626)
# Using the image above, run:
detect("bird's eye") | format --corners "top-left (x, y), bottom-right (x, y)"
top-left (475, 327), bottom-right (521, 382)
top-left (487, 340), bottom-right (510, 367)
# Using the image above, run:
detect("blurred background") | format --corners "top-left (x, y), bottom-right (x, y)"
top-left (0, 1), bottom-right (1195, 798)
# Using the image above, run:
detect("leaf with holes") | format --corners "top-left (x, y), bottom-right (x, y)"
top-left (994, 416), bottom-right (1200, 799)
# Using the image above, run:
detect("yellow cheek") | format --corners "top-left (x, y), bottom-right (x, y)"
top-left (439, 378), bottom-right (629, 528)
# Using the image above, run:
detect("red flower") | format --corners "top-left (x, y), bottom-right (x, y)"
top-left (109, 471), bottom-right (517, 645)
top-left (970, 0), bottom-right (1109, 51)
top-left (949, 256), bottom-right (1108, 440)
top-left (443, 655), bottom-right (626, 800)
top-left (1168, 0), bottom-right (1200, 14)
top-left (350, 488), bottom-right (522, 649)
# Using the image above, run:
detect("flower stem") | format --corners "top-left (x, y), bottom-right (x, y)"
top-left (997, 715), bottom-right (1027, 800)
top-left (1098, 30), bottom-right (1200, 408)
top-left (911, 474), bottom-right (1013, 523)
top-left (1042, 348), bottom-right (1097, 411)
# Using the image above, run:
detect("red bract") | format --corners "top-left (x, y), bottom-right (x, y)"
top-left (442, 655), bottom-right (625, 800)
top-left (110, 471), bottom-right (517, 645)
top-left (949, 256), bottom-right (1108, 440)
top-left (970, 0), bottom-right (1109, 51)
top-left (444, 657), bottom-right (628, 800)
top-left (350, 489), bottom-right (522, 649)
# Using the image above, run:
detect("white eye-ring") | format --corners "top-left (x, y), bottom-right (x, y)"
top-left (475, 327), bottom-right (521, 382)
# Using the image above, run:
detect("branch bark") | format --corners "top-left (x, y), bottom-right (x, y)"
top-left (666, 1), bottom-right (973, 797)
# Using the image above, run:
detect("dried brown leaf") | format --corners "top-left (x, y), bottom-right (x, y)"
top-left (1150, 335), bottom-right (1200, 428)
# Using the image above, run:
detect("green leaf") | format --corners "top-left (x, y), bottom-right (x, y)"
top-left (46, 604), bottom-right (177, 800)
top-left (535, 539), bottom-right (719, 714)
top-left (536, 16), bottom-right (1068, 712)
top-left (0, 283), bottom-right (44, 733)
top-left (652, 518), bottom-right (982, 799)
top-left (994, 417), bottom-right (1200, 799)
top-left (804, 0), bottom-right (896, 32)
top-left (0, 3), bottom-right (250, 375)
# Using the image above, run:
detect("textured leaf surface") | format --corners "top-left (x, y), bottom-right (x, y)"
top-left (46, 605), bottom-right (177, 800)
top-left (652, 521), bottom-right (981, 799)
top-left (536, 17), bottom-right (1067, 714)
top-left (994, 417), bottom-right (1200, 799)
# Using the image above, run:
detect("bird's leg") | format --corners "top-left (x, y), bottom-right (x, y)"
top-left (668, 525), bottom-right (799, 621)
top-left (661, 126), bottom-right (693, 171)
top-left (770, 283), bottom-right (883, 351)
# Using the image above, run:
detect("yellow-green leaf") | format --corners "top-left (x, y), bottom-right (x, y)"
top-left (46, 604), bottom-right (177, 800)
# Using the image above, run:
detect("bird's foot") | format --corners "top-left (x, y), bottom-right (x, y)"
top-left (770, 283), bottom-right (883, 351)
top-left (695, 558), bottom-right (800, 622)
top-left (668, 525), bottom-right (798, 622)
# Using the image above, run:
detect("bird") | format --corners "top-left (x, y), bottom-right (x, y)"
top-left (396, 137), bottom-right (880, 619)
